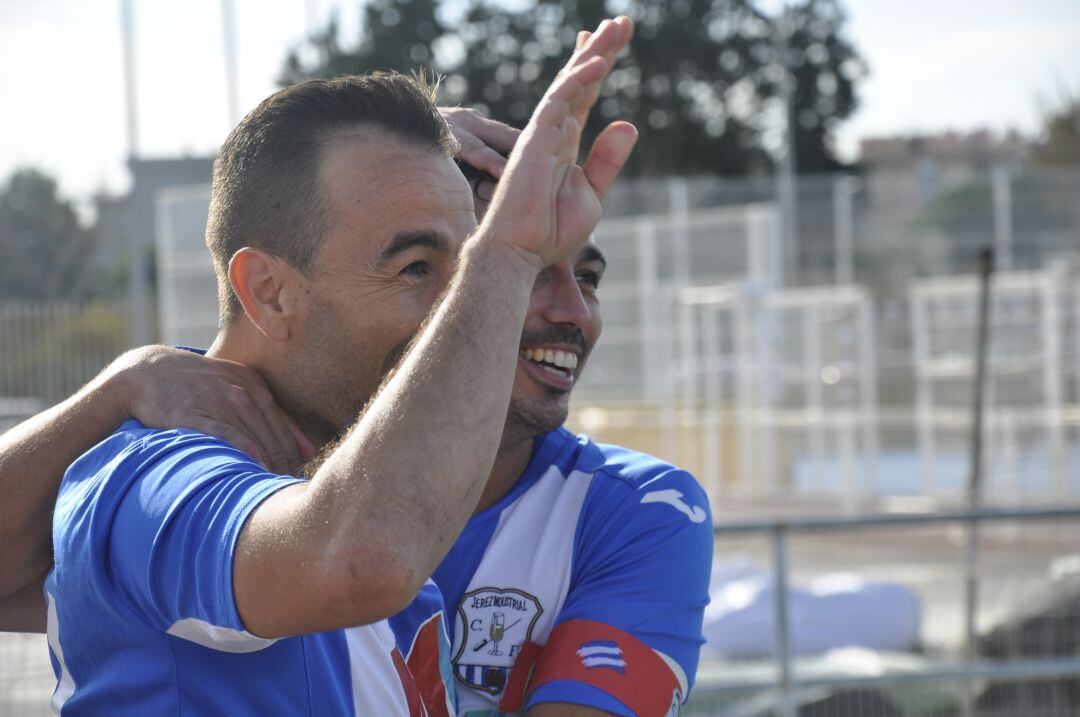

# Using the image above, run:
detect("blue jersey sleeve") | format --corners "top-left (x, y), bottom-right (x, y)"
top-left (526, 463), bottom-right (713, 714)
top-left (99, 424), bottom-right (302, 649)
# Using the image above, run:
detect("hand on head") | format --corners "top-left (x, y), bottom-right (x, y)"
top-left (440, 106), bottom-right (519, 192)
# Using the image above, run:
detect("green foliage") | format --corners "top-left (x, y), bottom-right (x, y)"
top-left (0, 168), bottom-right (101, 301)
top-left (782, 0), bottom-right (863, 172)
top-left (1033, 91), bottom-right (1080, 166)
top-left (279, 0), bottom-right (865, 176)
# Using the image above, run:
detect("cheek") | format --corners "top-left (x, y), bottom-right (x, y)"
top-left (584, 302), bottom-right (602, 350)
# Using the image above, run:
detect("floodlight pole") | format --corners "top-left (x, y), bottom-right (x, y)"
top-left (222, 0), bottom-right (240, 128)
top-left (120, 0), bottom-right (139, 156)
top-left (774, 4), bottom-right (799, 287)
top-left (120, 0), bottom-right (149, 346)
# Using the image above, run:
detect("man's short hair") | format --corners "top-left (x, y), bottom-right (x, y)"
top-left (206, 72), bottom-right (458, 324)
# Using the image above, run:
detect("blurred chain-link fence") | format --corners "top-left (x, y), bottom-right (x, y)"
top-left (2, 164), bottom-right (1079, 714)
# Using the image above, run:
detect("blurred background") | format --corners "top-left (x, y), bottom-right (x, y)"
top-left (2, 0), bottom-right (1079, 715)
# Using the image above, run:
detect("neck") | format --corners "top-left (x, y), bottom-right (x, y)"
top-left (207, 326), bottom-right (333, 451)
top-left (474, 433), bottom-right (535, 514)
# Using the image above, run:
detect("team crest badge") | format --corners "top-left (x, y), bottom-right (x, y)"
top-left (453, 587), bottom-right (543, 695)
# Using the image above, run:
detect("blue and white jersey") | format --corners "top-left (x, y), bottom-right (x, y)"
top-left (432, 428), bottom-right (713, 717)
top-left (46, 420), bottom-right (454, 716)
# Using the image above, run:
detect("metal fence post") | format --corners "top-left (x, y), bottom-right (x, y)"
top-left (992, 167), bottom-right (1013, 272)
top-left (833, 174), bottom-right (856, 285)
top-left (772, 524), bottom-right (796, 717)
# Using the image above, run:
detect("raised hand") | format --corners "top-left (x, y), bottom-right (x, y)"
top-left (480, 16), bottom-right (637, 270)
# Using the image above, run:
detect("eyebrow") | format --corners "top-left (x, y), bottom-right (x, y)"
top-left (578, 245), bottom-right (607, 269)
top-left (377, 231), bottom-right (449, 265)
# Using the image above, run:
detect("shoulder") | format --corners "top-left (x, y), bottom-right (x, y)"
top-left (56, 419), bottom-right (287, 546)
top-left (66, 419), bottom-right (269, 494)
top-left (563, 430), bottom-right (711, 528)
top-left (559, 431), bottom-right (712, 584)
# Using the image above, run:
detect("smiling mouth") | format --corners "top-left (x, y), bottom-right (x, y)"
top-left (520, 347), bottom-right (579, 380)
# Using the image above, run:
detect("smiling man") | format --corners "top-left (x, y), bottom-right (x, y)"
top-left (431, 238), bottom-right (712, 717)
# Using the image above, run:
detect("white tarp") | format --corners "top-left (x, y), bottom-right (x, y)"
top-left (702, 557), bottom-right (921, 658)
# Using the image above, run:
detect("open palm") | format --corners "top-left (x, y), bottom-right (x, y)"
top-left (482, 17), bottom-right (638, 269)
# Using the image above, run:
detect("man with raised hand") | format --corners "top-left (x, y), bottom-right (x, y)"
top-left (8, 17), bottom-right (636, 715)
top-left (5, 17), bottom-right (714, 717)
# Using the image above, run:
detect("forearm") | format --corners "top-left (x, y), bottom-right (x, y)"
top-left (316, 236), bottom-right (535, 587)
top-left (0, 368), bottom-right (130, 598)
top-left (235, 237), bottom-right (538, 636)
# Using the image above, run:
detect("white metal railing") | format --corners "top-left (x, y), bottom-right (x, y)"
top-left (692, 505), bottom-right (1080, 717)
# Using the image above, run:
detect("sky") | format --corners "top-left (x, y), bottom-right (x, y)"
top-left (1, 0), bottom-right (1078, 208)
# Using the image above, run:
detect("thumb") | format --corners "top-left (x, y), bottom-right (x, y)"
top-left (582, 121), bottom-right (638, 203)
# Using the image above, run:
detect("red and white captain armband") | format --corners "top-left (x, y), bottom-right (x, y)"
top-left (498, 619), bottom-right (686, 716)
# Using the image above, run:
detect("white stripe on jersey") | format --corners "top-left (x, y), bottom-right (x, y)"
top-left (46, 592), bottom-right (76, 713)
top-left (345, 621), bottom-right (417, 715)
top-left (166, 617), bottom-right (279, 653)
top-left (656, 649), bottom-right (690, 698)
top-left (452, 465), bottom-right (593, 714)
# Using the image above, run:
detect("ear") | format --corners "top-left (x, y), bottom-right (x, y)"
top-left (228, 248), bottom-right (308, 342)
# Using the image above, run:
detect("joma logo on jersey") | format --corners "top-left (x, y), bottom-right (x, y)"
top-left (453, 587), bottom-right (543, 695)
top-left (641, 489), bottom-right (706, 523)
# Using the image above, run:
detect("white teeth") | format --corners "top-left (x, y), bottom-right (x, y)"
top-left (522, 347), bottom-right (580, 372)
top-left (541, 365), bottom-right (564, 376)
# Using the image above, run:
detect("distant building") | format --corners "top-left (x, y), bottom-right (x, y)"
top-left (90, 156), bottom-right (215, 343)
top-left (859, 129), bottom-right (1031, 170)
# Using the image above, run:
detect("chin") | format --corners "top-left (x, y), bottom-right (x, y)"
top-left (508, 397), bottom-right (569, 439)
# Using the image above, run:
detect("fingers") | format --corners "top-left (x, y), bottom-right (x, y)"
top-left (527, 15), bottom-right (633, 148)
top-left (475, 178), bottom-right (497, 203)
top-left (568, 16), bottom-right (632, 73)
top-left (283, 414), bottom-right (316, 464)
top-left (582, 121), bottom-right (639, 202)
top-left (465, 115), bottom-right (520, 156)
top-left (238, 381), bottom-right (308, 474)
top-left (536, 55), bottom-right (608, 127)
top-left (542, 17), bottom-right (632, 138)
top-left (457, 136), bottom-right (513, 180)
top-left (440, 107), bottom-right (520, 178)
top-left (217, 384), bottom-right (293, 474)
top-left (476, 14), bottom-right (634, 268)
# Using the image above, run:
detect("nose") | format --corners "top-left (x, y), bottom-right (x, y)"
top-left (533, 262), bottom-right (592, 328)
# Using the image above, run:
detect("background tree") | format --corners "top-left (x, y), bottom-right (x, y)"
top-left (280, 0), bottom-right (866, 176)
top-left (1032, 89), bottom-right (1080, 166)
top-left (0, 168), bottom-right (100, 301)
top-left (781, 0), bottom-right (863, 172)
top-left (280, 0), bottom-right (446, 84)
